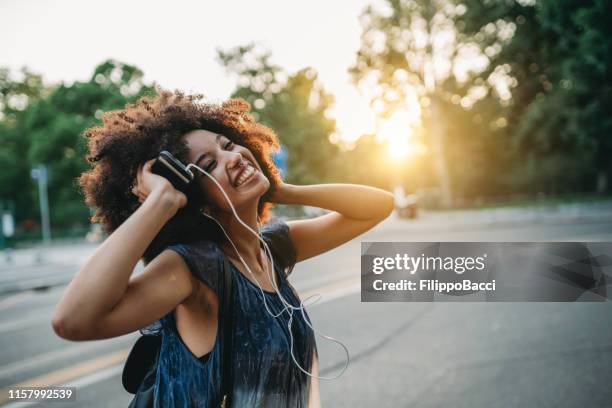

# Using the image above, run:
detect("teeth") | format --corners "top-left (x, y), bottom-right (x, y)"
top-left (235, 165), bottom-right (255, 186)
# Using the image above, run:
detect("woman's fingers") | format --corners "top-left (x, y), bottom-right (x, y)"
top-left (135, 165), bottom-right (143, 194)
top-left (143, 158), bottom-right (156, 171)
top-left (138, 159), bottom-right (158, 196)
top-left (135, 159), bottom-right (154, 195)
top-left (176, 192), bottom-right (187, 209)
top-left (133, 158), bottom-right (182, 205)
top-left (131, 185), bottom-right (145, 203)
top-left (133, 163), bottom-right (148, 199)
top-left (137, 163), bottom-right (143, 181)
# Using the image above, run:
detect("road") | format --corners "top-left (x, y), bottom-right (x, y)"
top-left (0, 211), bottom-right (611, 407)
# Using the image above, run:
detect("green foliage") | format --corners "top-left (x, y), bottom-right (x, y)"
top-left (0, 60), bottom-right (154, 238)
top-left (217, 44), bottom-right (341, 185)
top-left (351, 0), bottom-right (612, 202)
top-left (3, 0), bottom-right (610, 243)
top-left (350, 0), bottom-right (496, 206)
top-left (350, 0), bottom-right (472, 110)
top-left (459, 0), bottom-right (611, 194)
top-left (0, 68), bottom-right (47, 229)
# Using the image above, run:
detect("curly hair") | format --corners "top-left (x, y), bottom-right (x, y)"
top-left (79, 89), bottom-right (282, 263)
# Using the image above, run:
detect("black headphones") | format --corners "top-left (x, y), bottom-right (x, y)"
top-left (151, 151), bottom-right (197, 200)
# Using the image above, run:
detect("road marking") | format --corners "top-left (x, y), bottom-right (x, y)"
top-left (0, 349), bottom-right (129, 404)
top-left (0, 335), bottom-right (137, 381)
top-left (0, 311), bottom-right (53, 334)
top-left (0, 273), bottom-right (76, 294)
top-left (64, 363), bottom-right (124, 388)
top-left (0, 292), bottom-right (34, 311)
top-left (0, 364), bottom-right (125, 408)
top-left (0, 276), bottom-right (361, 404)
top-left (65, 363), bottom-right (123, 389)
top-left (0, 265), bottom-right (75, 282)
top-left (301, 276), bottom-right (361, 306)
top-left (297, 269), bottom-right (356, 293)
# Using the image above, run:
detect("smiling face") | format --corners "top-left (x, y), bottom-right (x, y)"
top-left (183, 129), bottom-right (270, 215)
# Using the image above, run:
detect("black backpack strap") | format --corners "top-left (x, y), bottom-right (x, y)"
top-left (122, 333), bottom-right (161, 394)
top-left (220, 257), bottom-right (234, 407)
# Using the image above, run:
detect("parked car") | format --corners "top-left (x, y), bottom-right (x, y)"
top-left (393, 186), bottom-right (418, 219)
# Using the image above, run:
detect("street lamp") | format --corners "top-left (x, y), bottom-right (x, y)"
top-left (30, 164), bottom-right (51, 245)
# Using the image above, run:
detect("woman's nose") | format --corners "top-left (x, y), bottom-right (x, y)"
top-left (226, 150), bottom-right (244, 168)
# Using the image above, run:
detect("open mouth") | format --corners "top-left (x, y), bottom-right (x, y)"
top-left (234, 164), bottom-right (257, 187)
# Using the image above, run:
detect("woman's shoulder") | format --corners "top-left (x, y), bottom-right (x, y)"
top-left (261, 218), bottom-right (297, 274)
top-left (139, 239), bottom-right (223, 337)
top-left (163, 239), bottom-right (224, 295)
top-left (261, 218), bottom-right (289, 233)
top-left (165, 239), bottom-right (223, 261)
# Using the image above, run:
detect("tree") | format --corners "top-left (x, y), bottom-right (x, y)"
top-left (459, 0), bottom-right (611, 195)
top-left (547, 0), bottom-right (612, 193)
top-left (29, 59), bottom-right (154, 228)
top-left (350, 0), bottom-right (502, 206)
top-left (217, 44), bottom-right (341, 185)
top-left (0, 68), bottom-right (47, 229)
top-left (0, 60), bottom-right (154, 238)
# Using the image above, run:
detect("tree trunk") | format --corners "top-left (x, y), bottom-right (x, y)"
top-left (429, 98), bottom-right (453, 208)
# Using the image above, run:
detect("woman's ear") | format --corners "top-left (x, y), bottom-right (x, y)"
top-left (200, 205), bottom-right (211, 216)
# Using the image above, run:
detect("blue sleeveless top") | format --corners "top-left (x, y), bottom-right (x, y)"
top-left (142, 220), bottom-right (317, 407)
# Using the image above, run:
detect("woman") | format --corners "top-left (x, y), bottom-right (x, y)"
top-left (52, 90), bottom-right (394, 407)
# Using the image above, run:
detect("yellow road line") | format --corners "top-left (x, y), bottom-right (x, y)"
top-left (0, 276), bottom-right (361, 404)
top-left (0, 348), bottom-right (129, 404)
top-left (0, 292), bottom-right (34, 311)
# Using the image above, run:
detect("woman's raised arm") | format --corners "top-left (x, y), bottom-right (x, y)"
top-left (271, 183), bottom-right (394, 263)
top-left (52, 161), bottom-right (191, 340)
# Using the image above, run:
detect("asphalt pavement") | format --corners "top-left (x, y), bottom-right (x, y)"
top-left (0, 203), bottom-right (611, 407)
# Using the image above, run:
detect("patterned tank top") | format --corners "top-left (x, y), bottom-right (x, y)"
top-left (142, 220), bottom-right (317, 407)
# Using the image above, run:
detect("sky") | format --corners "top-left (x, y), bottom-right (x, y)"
top-left (1, 0), bottom-right (380, 142)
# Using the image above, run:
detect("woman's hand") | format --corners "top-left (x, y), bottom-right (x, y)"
top-left (268, 181), bottom-right (295, 204)
top-left (53, 158), bottom-right (192, 341)
top-left (131, 159), bottom-right (188, 211)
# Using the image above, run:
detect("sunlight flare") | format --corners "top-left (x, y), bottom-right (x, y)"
top-left (378, 109), bottom-right (415, 160)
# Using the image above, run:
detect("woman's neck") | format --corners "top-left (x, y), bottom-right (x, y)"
top-left (214, 207), bottom-right (265, 270)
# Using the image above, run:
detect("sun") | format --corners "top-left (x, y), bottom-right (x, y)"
top-left (387, 134), bottom-right (412, 159)
top-left (378, 109), bottom-right (416, 160)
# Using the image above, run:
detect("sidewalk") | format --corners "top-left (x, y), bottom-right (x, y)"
top-left (0, 241), bottom-right (98, 272)
top-left (0, 242), bottom-right (98, 295)
top-left (381, 200), bottom-right (612, 232)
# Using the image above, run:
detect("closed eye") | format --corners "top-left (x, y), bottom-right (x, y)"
top-left (202, 140), bottom-right (234, 172)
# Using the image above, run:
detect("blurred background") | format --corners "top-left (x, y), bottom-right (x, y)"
top-left (0, 0), bottom-right (611, 407)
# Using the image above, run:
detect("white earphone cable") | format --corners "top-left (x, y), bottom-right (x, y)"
top-left (185, 162), bottom-right (349, 380)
